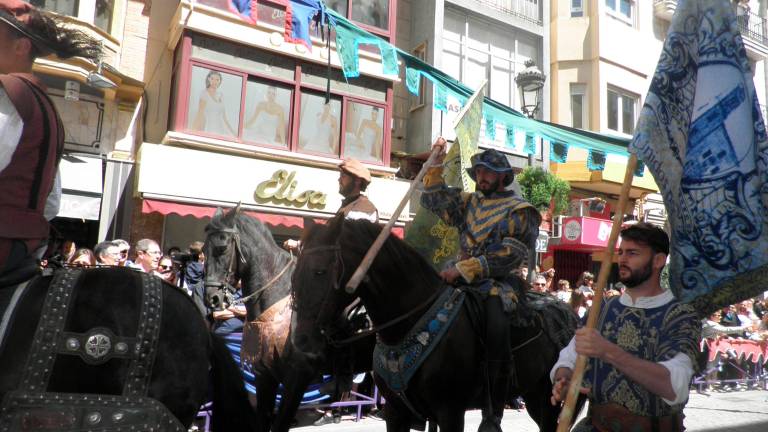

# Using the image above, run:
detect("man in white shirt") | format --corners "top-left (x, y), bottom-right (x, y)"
top-left (550, 223), bottom-right (701, 432)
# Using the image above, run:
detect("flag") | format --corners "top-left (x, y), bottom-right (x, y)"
top-left (629, 0), bottom-right (768, 314)
top-left (228, 0), bottom-right (257, 24)
top-left (405, 83), bottom-right (486, 270)
top-left (285, 0), bottom-right (322, 49)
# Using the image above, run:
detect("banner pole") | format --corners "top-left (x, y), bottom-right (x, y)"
top-left (556, 154), bottom-right (638, 431)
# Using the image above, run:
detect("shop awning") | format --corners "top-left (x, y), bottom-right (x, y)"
top-left (142, 199), bottom-right (308, 228)
top-left (58, 154), bottom-right (103, 220)
top-left (141, 198), bottom-right (405, 238)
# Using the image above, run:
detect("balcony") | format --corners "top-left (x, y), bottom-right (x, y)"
top-left (654, 1), bottom-right (768, 59)
top-left (473, 0), bottom-right (542, 26)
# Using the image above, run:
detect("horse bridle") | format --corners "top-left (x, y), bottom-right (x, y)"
top-left (299, 243), bottom-right (443, 347)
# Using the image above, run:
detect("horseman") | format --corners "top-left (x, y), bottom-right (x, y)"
top-left (421, 137), bottom-right (541, 429)
top-left (0, 0), bottom-right (100, 277)
top-left (284, 158), bottom-right (379, 251)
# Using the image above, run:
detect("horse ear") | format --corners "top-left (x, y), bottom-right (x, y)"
top-left (233, 201), bottom-right (242, 215)
top-left (327, 214), bottom-right (345, 239)
top-left (304, 217), bottom-right (316, 229)
top-left (213, 207), bottom-right (224, 218)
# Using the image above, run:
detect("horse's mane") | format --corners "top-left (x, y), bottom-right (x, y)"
top-left (207, 209), bottom-right (291, 279)
top-left (303, 216), bottom-right (441, 289)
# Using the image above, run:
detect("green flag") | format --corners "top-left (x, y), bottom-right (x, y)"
top-left (405, 82), bottom-right (487, 270)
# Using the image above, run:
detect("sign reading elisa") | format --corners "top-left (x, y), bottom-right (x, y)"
top-left (255, 170), bottom-right (327, 209)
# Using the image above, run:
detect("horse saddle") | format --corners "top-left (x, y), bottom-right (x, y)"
top-left (0, 268), bottom-right (186, 432)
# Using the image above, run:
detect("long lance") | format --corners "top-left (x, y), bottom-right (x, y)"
top-left (555, 154), bottom-right (638, 431)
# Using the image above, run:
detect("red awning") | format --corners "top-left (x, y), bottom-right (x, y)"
top-left (141, 199), bottom-right (405, 237)
top-left (142, 199), bottom-right (309, 228)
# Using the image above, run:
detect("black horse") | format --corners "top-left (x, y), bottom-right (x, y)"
top-left (203, 207), bottom-right (375, 432)
top-left (292, 216), bottom-right (580, 432)
top-left (0, 265), bottom-right (258, 431)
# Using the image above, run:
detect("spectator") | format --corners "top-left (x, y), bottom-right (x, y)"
top-left (112, 238), bottom-right (132, 267)
top-left (569, 290), bottom-right (588, 321)
top-left (554, 279), bottom-right (571, 303)
top-left (94, 241), bottom-right (120, 266)
top-left (132, 239), bottom-right (162, 273)
top-left (68, 248), bottom-right (96, 268)
top-left (531, 274), bottom-right (548, 293)
top-left (210, 283), bottom-right (246, 336)
top-left (182, 241), bottom-right (207, 318)
top-left (48, 239), bottom-right (76, 267)
top-left (156, 255), bottom-right (177, 285)
top-left (575, 271), bottom-right (595, 296)
top-left (542, 268), bottom-right (556, 291)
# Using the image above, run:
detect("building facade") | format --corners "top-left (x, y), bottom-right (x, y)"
top-left (547, 0), bottom-right (768, 285)
top-left (133, 0), bottom-right (412, 250)
top-left (29, 0), bottom-right (146, 249)
top-left (400, 0), bottom-right (550, 169)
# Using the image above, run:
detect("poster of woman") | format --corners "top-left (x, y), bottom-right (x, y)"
top-left (243, 83), bottom-right (290, 147)
top-left (188, 66), bottom-right (241, 138)
top-left (298, 93), bottom-right (341, 156)
top-left (344, 102), bottom-right (383, 162)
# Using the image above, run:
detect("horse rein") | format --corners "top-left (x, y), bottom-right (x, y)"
top-left (231, 253), bottom-right (294, 306)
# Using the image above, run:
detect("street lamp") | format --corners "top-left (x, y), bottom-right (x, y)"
top-left (515, 59), bottom-right (546, 167)
top-left (515, 59), bottom-right (546, 283)
top-left (515, 59), bottom-right (546, 119)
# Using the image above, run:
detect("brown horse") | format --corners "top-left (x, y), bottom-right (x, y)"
top-left (291, 216), bottom-right (580, 432)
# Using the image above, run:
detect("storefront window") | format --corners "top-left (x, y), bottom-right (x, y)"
top-left (178, 34), bottom-right (391, 165)
top-left (31, 0), bottom-right (113, 32)
top-left (94, 0), bottom-right (114, 32)
top-left (30, 0), bottom-right (78, 16)
top-left (344, 101), bottom-right (383, 163)
top-left (243, 80), bottom-right (292, 148)
top-left (187, 65), bottom-right (242, 139)
top-left (298, 93), bottom-right (341, 157)
top-left (328, 0), bottom-right (391, 35)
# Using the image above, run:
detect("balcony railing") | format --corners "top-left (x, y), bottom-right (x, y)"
top-left (473, 0), bottom-right (542, 26)
top-left (737, 10), bottom-right (768, 46)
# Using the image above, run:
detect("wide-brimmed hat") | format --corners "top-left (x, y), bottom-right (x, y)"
top-left (0, 0), bottom-right (54, 55)
top-left (339, 159), bottom-right (371, 184)
top-left (466, 148), bottom-right (514, 184)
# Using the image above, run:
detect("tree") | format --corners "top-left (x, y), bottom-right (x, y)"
top-left (516, 167), bottom-right (571, 216)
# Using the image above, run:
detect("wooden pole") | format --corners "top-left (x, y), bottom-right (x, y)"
top-left (555, 154), bottom-right (638, 431)
top-left (345, 146), bottom-right (443, 294)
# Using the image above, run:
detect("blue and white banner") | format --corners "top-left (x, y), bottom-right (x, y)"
top-left (630, 0), bottom-right (768, 313)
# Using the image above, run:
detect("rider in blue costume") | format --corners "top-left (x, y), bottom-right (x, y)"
top-left (420, 138), bottom-right (541, 429)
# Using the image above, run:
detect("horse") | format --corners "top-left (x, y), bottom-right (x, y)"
top-left (0, 264), bottom-right (258, 431)
top-left (202, 207), bottom-right (375, 432)
top-left (291, 216), bottom-right (580, 432)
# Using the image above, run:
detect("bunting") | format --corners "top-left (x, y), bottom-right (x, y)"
top-left (228, 0), bottom-right (257, 24)
top-left (284, 0), bottom-right (323, 48)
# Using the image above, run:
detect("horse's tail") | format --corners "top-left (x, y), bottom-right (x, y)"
top-left (210, 333), bottom-right (259, 431)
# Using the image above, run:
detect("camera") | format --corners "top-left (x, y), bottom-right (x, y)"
top-left (171, 251), bottom-right (199, 264)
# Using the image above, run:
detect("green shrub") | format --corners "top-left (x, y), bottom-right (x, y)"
top-left (516, 167), bottom-right (571, 216)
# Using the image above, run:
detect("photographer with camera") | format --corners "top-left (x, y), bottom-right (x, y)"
top-left (174, 241), bottom-right (208, 318)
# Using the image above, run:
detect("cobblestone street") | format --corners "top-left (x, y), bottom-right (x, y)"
top-left (293, 389), bottom-right (768, 431)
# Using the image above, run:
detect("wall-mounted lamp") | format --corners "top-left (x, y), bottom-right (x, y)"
top-left (87, 62), bottom-right (117, 89)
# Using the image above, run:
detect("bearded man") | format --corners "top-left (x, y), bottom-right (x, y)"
top-left (550, 223), bottom-right (701, 432)
top-left (421, 138), bottom-right (541, 430)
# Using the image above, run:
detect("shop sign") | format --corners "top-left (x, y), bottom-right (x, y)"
top-left (563, 219), bottom-right (582, 241)
top-left (255, 169), bottom-right (327, 209)
top-left (535, 231), bottom-right (549, 253)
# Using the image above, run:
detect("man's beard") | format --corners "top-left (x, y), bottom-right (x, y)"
top-left (477, 178), bottom-right (502, 196)
top-left (619, 260), bottom-right (653, 288)
top-left (339, 181), bottom-right (355, 197)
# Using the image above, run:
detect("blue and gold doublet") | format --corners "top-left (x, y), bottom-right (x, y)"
top-left (420, 166), bottom-right (540, 306)
top-left (584, 297), bottom-right (701, 417)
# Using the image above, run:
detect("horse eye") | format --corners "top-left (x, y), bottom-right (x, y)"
top-left (314, 270), bottom-right (327, 276)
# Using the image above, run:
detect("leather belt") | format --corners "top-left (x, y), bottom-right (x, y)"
top-left (591, 403), bottom-right (684, 432)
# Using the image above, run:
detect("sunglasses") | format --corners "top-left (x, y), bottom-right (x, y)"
top-left (533, 283), bottom-right (546, 286)
top-left (159, 265), bottom-right (172, 271)
top-left (119, 250), bottom-right (128, 256)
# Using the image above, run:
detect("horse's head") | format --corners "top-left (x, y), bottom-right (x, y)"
top-left (203, 206), bottom-right (245, 310)
top-left (290, 216), bottom-right (360, 355)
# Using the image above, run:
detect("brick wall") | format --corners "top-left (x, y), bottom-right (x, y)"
top-left (119, 0), bottom-right (151, 81)
top-left (128, 196), bottom-right (164, 249)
